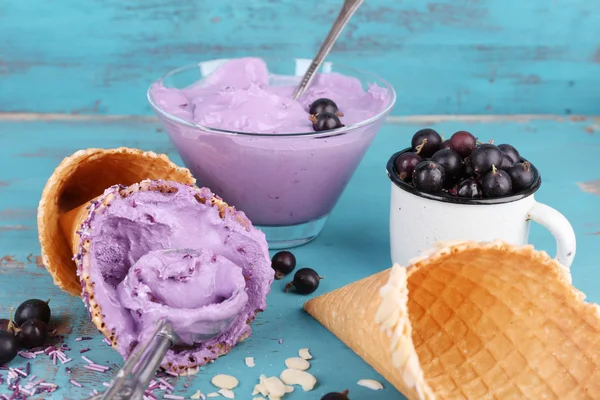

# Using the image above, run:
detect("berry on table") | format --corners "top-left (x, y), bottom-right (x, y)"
top-left (14, 299), bottom-right (51, 326)
top-left (321, 389), bottom-right (350, 400)
top-left (431, 148), bottom-right (463, 183)
top-left (507, 162), bottom-right (535, 191)
top-left (470, 144), bottom-right (503, 175)
top-left (285, 268), bottom-right (322, 295)
top-left (449, 131), bottom-right (477, 157)
top-left (481, 165), bottom-right (512, 197)
top-left (18, 319), bottom-right (48, 349)
top-left (0, 331), bottom-right (19, 365)
top-left (271, 251), bottom-right (296, 280)
top-left (412, 161), bottom-right (446, 194)
top-left (394, 153), bottom-right (422, 181)
top-left (309, 98), bottom-right (343, 116)
top-left (411, 129), bottom-right (442, 158)
top-left (310, 112), bottom-right (344, 131)
top-left (498, 144), bottom-right (520, 164)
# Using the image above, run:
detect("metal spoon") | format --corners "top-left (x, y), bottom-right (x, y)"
top-left (292, 0), bottom-right (365, 100)
top-left (87, 316), bottom-right (234, 400)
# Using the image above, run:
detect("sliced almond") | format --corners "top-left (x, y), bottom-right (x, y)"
top-left (298, 348), bottom-right (312, 360)
top-left (280, 369), bottom-right (317, 391)
top-left (285, 385), bottom-right (294, 393)
top-left (207, 393), bottom-right (220, 398)
top-left (263, 376), bottom-right (286, 397)
top-left (211, 374), bottom-right (239, 390)
top-left (245, 357), bottom-right (256, 367)
top-left (191, 390), bottom-right (202, 400)
top-left (357, 379), bottom-right (384, 390)
top-left (267, 396), bottom-right (281, 400)
top-left (252, 375), bottom-right (268, 396)
top-left (285, 357), bottom-right (310, 371)
top-left (218, 388), bottom-right (235, 399)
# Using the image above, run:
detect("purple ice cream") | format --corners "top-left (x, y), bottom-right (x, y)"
top-left (74, 180), bottom-right (273, 371)
top-left (149, 57), bottom-right (393, 227)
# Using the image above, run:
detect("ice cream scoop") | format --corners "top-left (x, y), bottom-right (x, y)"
top-left (94, 319), bottom-right (219, 400)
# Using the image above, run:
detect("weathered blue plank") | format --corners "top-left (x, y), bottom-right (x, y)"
top-left (0, 117), bottom-right (598, 398)
top-left (1, 0), bottom-right (600, 116)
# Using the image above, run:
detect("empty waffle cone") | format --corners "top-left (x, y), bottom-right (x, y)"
top-left (37, 148), bottom-right (195, 296)
top-left (304, 241), bottom-right (600, 399)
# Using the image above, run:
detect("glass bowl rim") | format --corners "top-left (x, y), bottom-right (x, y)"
top-left (147, 58), bottom-right (397, 138)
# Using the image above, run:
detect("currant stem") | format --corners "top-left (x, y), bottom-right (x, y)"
top-left (415, 138), bottom-right (428, 154)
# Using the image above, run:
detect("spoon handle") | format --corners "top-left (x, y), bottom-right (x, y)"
top-left (292, 0), bottom-right (365, 100)
top-left (97, 319), bottom-right (175, 400)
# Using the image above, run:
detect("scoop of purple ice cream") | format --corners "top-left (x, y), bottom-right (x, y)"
top-left (74, 180), bottom-right (273, 372)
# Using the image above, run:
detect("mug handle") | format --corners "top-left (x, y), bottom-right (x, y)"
top-left (528, 201), bottom-right (576, 268)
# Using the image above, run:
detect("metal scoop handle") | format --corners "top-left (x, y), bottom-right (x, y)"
top-left (292, 0), bottom-right (364, 100)
top-left (89, 319), bottom-right (176, 400)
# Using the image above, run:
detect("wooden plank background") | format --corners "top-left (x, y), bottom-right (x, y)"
top-left (1, 0), bottom-right (600, 116)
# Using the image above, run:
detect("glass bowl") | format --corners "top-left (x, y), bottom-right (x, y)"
top-left (148, 58), bottom-right (396, 249)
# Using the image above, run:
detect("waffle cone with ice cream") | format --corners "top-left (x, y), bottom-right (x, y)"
top-left (304, 241), bottom-right (600, 399)
top-left (37, 148), bottom-right (273, 372)
top-left (38, 147), bottom-right (195, 296)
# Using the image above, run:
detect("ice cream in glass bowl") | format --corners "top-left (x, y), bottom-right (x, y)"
top-left (148, 57), bottom-right (395, 248)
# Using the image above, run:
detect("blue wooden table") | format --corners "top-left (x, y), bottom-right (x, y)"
top-left (1, 0), bottom-right (600, 398)
top-left (0, 114), bottom-right (599, 399)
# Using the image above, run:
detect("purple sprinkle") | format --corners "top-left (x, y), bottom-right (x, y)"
top-left (90, 363), bottom-right (110, 371)
top-left (80, 348), bottom-right (91, 353)
top-left (70, 379), bottom-right (82, 388)
top-left (279, 339), bottom-right (283, 344)
top-left (65, 367), bottom-right (71, 374)
top-left (81, 355), bottom-right (94, 364)
top-left (157, 378), bottom-right (174, 391)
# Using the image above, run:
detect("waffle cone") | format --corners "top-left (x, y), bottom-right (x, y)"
top-left (37, 148), bottom-right (194, 296)
top-left (304, 241), bottom-right (600, 399)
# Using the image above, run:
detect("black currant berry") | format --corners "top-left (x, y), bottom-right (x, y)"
top-left (0, 331), bottom-right (18, 365)
top-left (271, 251), bottom-right (296, 280)
top-left (18, 319), bottom-right (48, 349)
top-left (507, 162), bottom-right (535, 191)
top-left (321, 390), bottom-right (350, 400)
top-left (471, 144), bottom-right (503, 175)
top-left (411, 129), bottom-right (442, 158)
top-left (14, 299), bottom-right (51, 326)
top-left (309, 98), bottom-right (343, 116)
top-left (412, 161), bottom-right (446, 194)
top-left (455, 178), bottom-right (483, 198)
top-left (431, 148), bottom-right (463, 182)
top-left (394, 153), bottom-right (422, 182)
top-left (498, 144), bottom-right (520, 164)
top-left (481, 165), bottom-right (513, 197)
top-left (311, 112), bottom-right (344, 131)
top-left (449, 131), bottom-right (477, 157)
top-left (285, 268), bottom-right (322, 295)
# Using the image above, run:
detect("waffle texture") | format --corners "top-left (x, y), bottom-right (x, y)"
top-left (304, 241), bottom-right (600, 399)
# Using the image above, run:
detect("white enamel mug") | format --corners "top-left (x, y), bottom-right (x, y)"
top-left (386, 149), bottom-right (576, 268)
